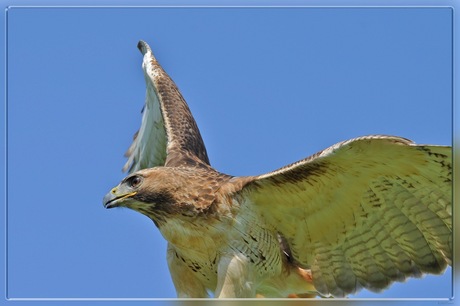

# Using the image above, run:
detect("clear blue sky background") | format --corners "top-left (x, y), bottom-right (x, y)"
top-left (1, 4), bottom-right (455, 305)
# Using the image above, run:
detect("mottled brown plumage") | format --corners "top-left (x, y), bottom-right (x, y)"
top-left (103, 40), bottom-right (452, 298)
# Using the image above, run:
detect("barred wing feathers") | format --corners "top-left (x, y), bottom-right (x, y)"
top-left (243, 135), bottom-right (452, 297)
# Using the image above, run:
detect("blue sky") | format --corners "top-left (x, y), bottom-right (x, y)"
top-left (1, 4), bottom-right (455, 305)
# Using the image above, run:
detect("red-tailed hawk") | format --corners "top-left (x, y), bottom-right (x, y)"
top-left (103, 40), bottom-right (452, 298)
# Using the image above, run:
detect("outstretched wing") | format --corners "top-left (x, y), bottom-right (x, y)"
top-left (123, 40), bottom-right (210, 173)
top-left (242, 135), bottom-right (452, 297)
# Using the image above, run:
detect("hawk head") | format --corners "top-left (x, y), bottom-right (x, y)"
top-left (103, 167), bottom-right (188, 227)
top-left (103, 167), bottom-right (228, 228)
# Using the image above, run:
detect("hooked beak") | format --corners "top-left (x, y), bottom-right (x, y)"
top-left (103, 186), bottom-right (137, 209)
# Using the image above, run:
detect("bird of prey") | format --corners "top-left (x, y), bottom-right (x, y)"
top-left (103, 40), bottom-right (452, 298)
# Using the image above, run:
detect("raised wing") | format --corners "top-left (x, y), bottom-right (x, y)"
top-left (242, 135), bottom-right (452, 297)
top-left (123, 40), bottom-right (210, 173)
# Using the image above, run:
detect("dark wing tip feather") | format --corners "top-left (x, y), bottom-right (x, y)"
top-left (137, 40), bottom-right (152, 57)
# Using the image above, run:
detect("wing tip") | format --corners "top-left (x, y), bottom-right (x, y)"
top-left (137, 40), bottom-right (149, 54)
top-left (137, 40), bottom-right (155, 59)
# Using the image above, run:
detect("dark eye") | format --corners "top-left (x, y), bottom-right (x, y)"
top-left (126, 175), bottom-right (142, 189)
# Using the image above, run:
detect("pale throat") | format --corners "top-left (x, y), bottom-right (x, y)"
top-left (158, 216), bottom-right (226, 259)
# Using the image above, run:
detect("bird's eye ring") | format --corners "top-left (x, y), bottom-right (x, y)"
top-left (126, 175), bottom-right (142, 189)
